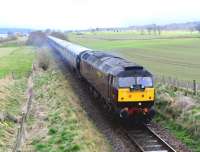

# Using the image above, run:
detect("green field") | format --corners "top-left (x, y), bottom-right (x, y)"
top-left (0, 44), bottom-right (35, 78)
top-left (69, 31), bottom-right (200, 82)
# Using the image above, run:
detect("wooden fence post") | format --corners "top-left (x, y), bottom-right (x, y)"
top-left (12, 127), bottom-right (20, 152)
top-left (193, 80), bottom-right (197, 95)
top-left (12, 72), bottom-right (14, 79)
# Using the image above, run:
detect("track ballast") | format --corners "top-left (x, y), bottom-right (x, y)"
top-left (125, 124), bottom-right (176, 152)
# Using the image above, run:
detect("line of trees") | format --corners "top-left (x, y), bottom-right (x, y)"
top-left (86, 22), bottom-right (200, 35)
top-left (26, 30), bottom-right (68, 46)
top-left (143, 24), bottom-right (162, 35)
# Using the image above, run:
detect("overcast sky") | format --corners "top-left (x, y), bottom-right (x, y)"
top-left (0, 0), bottom-right (199, 30)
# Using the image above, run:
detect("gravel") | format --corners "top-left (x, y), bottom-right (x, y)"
top-left (149, 122), bottom-right (192, 152)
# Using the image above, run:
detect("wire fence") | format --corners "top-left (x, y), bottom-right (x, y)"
top-left (12, 64), bottom-right (35, 152)
top-left (155, 75), bottom-right (199, 95)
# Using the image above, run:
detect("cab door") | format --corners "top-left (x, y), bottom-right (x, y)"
top-left (108, 74), bottom-right (113, 100)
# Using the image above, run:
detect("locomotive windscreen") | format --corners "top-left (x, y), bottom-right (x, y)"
top-left (118, 77), bottom-right (153, 88)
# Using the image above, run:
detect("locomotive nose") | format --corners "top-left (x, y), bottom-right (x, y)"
top-left (117, 87), bottom-right (155, 102)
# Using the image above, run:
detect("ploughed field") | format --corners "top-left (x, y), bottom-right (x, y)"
top-left (68, 31), bottom-right (200, 82)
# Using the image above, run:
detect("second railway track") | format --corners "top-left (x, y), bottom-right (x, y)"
top-left (124, 124), bottom-right (176, 152)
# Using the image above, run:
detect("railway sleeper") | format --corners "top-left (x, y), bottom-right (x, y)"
top-left (144, 150), bottom-right (169, 152)
top-left (143, 145), bottom-right (166, 151)
top-left (144, 144), bottom-right (163, 148)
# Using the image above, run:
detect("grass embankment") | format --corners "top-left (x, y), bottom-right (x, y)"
top-left (0, 43), bottom-right (35, 151)
top-left (22, 50), bottom-right (111, 152)
top-left (0, 78), bottom-right (27, 151)
top-left (154, 84), bottom-right (200, 152)
top-left (68, 31), bottom-right (200, 81)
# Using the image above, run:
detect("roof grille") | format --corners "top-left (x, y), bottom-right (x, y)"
top-left (124, 66), bottom-right (143, 70)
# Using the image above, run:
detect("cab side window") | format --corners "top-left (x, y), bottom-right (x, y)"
top-left (113, 77), bottom-right (118, 88)
top-left (82, 53), bottom-right (90, 60)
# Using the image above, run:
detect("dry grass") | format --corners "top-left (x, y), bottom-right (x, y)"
top-left (0, 77), bottom-right (13, 102)
top-left (0, 77), bottom-right (27, 151)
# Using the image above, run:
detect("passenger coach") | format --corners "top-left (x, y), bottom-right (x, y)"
top-left (48, 36), bottom-right (91, 70)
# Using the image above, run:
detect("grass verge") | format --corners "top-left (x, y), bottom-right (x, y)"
top-left (23, 50), bottom-right (111, 152)
top-left (154, 84), bottom-right (200, 152)
top-left (154, 114), bottom-right (200, 152)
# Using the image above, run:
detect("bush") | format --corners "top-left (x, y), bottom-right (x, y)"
top-left (37, 48), bottom-right (50, 71)
top-left (0, 36), bottom-right (17, 43)
top-left (26, 31), bottom-right (47, 46)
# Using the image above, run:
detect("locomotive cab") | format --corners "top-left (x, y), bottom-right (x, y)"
top-left (111, 68), bottom-right (155, 120)
top-left (117, 76), bottom-right (155, 103)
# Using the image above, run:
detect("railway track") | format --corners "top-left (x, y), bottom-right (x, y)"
top-left (125, 124), bottom-right (176, 152)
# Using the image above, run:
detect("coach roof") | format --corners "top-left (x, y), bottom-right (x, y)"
top-left (48, 36), bottom-right (92, 55)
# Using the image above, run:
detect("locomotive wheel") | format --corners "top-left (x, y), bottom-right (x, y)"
top-left (145, 108), bottom-right (156, 123)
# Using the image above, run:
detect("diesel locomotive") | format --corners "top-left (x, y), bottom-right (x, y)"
top-left (48, 36), bottom-right (155, 122)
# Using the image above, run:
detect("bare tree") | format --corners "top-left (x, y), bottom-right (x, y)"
top-left (195, 24), bottom-right (200, 33)
top-left (157, 26), bottom-right (162, 35)
top-left (147, 27), bottom-right (152, 35)
top-left (45, 29), bottom-right (51, 34)
top-left (26, 31), bottom-right (47, 46)
top-left (140, 29), bottom-right (145, 35)
top-left (152, 24), bottom-right (157, 35)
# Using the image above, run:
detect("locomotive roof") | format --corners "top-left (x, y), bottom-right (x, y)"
top-left (92, 51), bottom-right (140, 67)
top-left (83, 51), bottom-right (152, 76)
top-left (48, 36), bottom-right (91, 55)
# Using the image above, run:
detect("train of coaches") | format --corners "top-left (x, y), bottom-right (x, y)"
top-left (48, 36), bottom-right (155, 122)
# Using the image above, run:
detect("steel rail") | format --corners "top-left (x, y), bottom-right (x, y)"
top-left (124, 124), bottom-right (177, 152)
